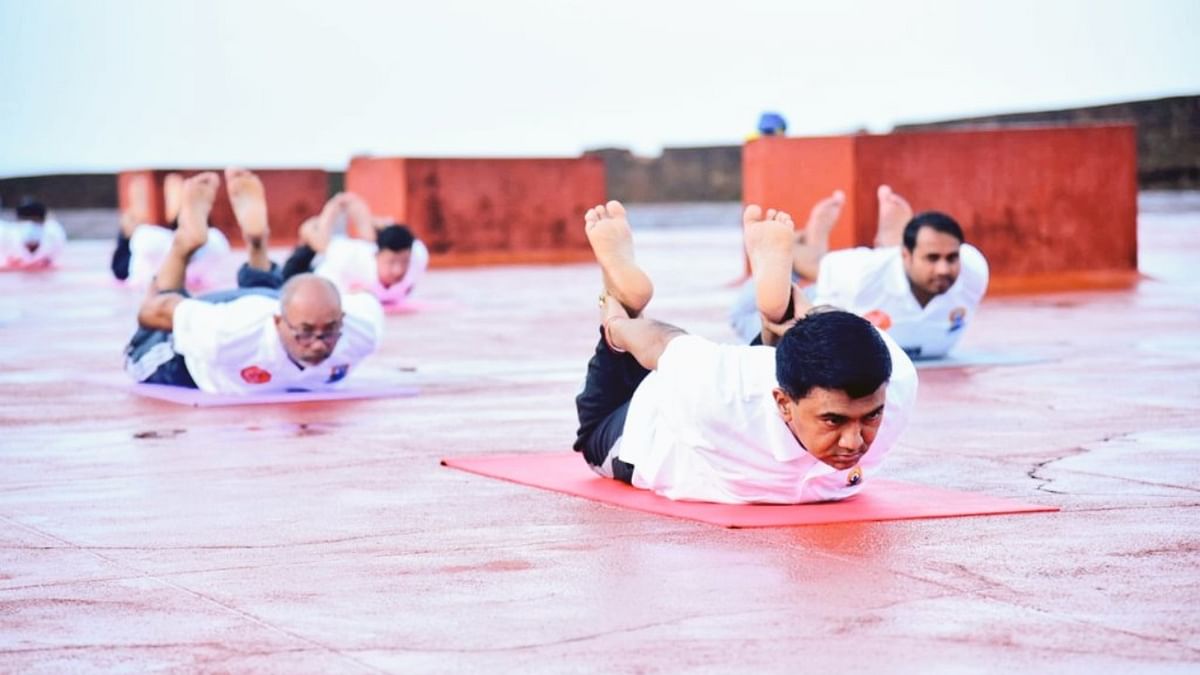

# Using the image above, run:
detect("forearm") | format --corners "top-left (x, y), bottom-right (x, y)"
top-left (137, 292), bottom-right (185, 331)
top-left (607, 317), bottom-right (687, 370)
top-left (153, 241), bottom-right (193, 292)
top-left (760, 283), bottom-right (813, 347)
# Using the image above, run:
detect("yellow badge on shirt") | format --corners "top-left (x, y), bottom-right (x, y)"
top-left (847, 466), bottom-right (863, 486)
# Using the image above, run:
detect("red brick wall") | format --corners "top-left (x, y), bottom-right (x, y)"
top-left (742, 125), bottom-right (1139, 292)
top-left (346, 156), bottom-right (606, 266)
top-left (116, 169), bottom-right (328, 246)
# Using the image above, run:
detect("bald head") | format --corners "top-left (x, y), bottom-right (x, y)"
top-left (280, 274), bottom-right (341, 315)
top-left (275, 274), bottom-right (344, 365)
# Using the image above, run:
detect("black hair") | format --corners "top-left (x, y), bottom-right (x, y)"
top-left (775, 310), bottom-right (892, 400)
top-left (902, 211), bottom-right (964, 251)
top-left (376, 224), bottom-right (415, 252)
top-left (16, 199), bottom-right (47, 221)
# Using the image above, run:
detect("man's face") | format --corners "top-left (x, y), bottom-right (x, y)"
top-left (274, 306), bottom-right (345, 366)
top-left (376, 249), bottom-right (412, 288)
top-left (902, 227), bottom-right (962, 299)
top-left (774, 384), bottom-right (887, 470)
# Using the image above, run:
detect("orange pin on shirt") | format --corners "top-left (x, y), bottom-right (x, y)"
top-left (863, 310), bottom-right (892, 330)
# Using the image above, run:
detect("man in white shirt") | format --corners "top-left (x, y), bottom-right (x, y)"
top-left (730, 186), bottom-right (989, 359)
top-left (112, 172), bottom-right (232, 289)
top-left (275, 192), bottom-right (429, 306)
top-left (575, 200), bottom-right (917, 504)
top-left (124, 169), bottom-right (383, 394)
top-left (811, 186), bottom-right (989, 359)
top-left (1, 200), bottom-right (67, 269)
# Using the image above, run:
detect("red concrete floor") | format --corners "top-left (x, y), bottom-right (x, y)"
top-left (2, 196), bottom-right (1199, 673)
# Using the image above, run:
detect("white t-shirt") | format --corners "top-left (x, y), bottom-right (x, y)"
top-left (1, 219), bottom-right (67, 268)
top-left (170, 292), bottom-right (384, 394)
top-left (616, 331), bottom-right (917, 504)
top-left (813, 244), bottom-right (989, 359)
top-left (127, 224), bottom-right (232, 289)
top-left (316, 237), bottom-right (429, 305)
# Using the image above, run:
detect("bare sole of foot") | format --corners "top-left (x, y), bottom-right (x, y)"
top-left (805, 189), bottom-right (845, 247)
top-left (876, 185), bottom-right (913, 247)
top-left (176, 173), bottom-right (219, 254)
top-left (125, 174), bottom-right (153, 231)
top-left (163, 173), bottom-right (184, 223)
top-left (743, 204), bottom-right (796, 323)
top-left (224, 167), bottom-right (270, 243)
top-left (584, 200), bottom-right (653, 316)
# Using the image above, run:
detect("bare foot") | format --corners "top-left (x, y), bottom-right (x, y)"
top-left (875, 185), bottom-right (912, 248)
top-left (600, 293), bottom-right (631, 352)
top-left (224, 167), bottom-right (269, 245)
top-left (341, 193), bottom-right (374, 239)
top-left (297, 216), bottom-right (330, 254)
top-left (804, 189), bottom-right (845, 252)
top-left (163, 172), bottom-right (184, 224)
top-left (124, 174), bottom-right (152, 235)
top-left (175, 172), bottom-right (219, 255)
top-left (743, 204), bottom-right (796, 324)
top-left (584, 200), bottom-right (653, 316)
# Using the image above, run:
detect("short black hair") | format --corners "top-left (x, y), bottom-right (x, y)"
top-left (775, 310), bottom-right (892, 400)
top-left (16, 199), bottom-right (47, 221)
top-left (376, 224), bottom-right (415, 252)
top-left (903, 211), bottom-right (964, 251)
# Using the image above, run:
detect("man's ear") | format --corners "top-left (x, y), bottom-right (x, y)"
top-left (772, 388), bottom-right (793, 421)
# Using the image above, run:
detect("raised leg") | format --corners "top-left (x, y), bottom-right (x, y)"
top-left (584, 200), bottom-right (653, 317)
top-left (224, 167), bottom-right (271, 271)
top-left (875, 184), bottom-right (913, 248)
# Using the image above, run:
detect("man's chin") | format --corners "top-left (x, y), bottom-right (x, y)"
top-left (302, 354), bottom-right (331, 366)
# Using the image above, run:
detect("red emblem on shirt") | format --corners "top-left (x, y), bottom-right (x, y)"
top-left (240, 366), bottom-right (272, 384)
top-left (863, 309), bottom-right (892, 330)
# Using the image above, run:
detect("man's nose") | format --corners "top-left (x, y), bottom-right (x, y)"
top-left (839, 424), bottom-right (864, 450)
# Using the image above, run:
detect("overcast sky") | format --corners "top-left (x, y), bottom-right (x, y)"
top-left (1, 0), bottom-right (1197, 177)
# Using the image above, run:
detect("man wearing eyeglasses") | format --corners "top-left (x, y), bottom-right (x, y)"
top-left (124, 169), bottom-right (384, 394)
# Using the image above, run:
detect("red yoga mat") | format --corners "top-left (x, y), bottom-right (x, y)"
top-left (442, 452), bottom-right (1059, 529)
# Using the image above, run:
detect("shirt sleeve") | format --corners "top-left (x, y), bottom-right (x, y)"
top-left (813, 247), bottom-right (878, 309)
top-left (958, 243), bottom-right (989, 306)
top-left (860, 329), bottom-right (919, 471)
top-left (340, 292), bottom-right (385, 354)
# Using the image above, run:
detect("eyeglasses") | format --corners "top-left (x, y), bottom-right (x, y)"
top-left (279, 313), bottom-right (344, 345)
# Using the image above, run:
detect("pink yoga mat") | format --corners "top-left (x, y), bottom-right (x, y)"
top-left (132, 381), bottom-right (419, 407)
top-left (382, 299), bottom-right (461, 315)
top-left (442, 452), bottom-right (1059, 528)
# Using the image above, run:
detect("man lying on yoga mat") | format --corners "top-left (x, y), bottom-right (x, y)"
top-left (575, 200), bottom-right (917, 504)
top-left (729, 186), bottom-right (988, 360)
top-left (125, 169), bottom-right (383, 394)
top-left (1, 199), bottom-right (67, 270)
top-left (280, 192), bottom-right (429, 306)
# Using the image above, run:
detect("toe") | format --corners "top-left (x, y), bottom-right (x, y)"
top-left (605, 200), bottom-right (627, 219)
top-left (742, 204), bottom-right (763, 226)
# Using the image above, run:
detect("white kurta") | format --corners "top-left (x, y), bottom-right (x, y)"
top-left (315, 237), bottom-right (429, 305)
top-left (1, 219), bottom-right (67, 268)
top-left (616, 331), bottom-right (918, 504)
top-left (813, 244), bottom-right (989, 359)
top-left (127, 224), bottom-right (232, 289)
top-left (169, 292), bottom-right (384, 394)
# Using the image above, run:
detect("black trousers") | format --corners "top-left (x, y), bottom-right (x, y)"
top-left (573, 326), bottom-right (650, 484)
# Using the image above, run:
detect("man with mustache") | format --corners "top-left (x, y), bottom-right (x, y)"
top-left (809, 186), bottom-right (989, 360)
top-left (124, 168), bottom-right (382, 393)
top-left (576, 199), bottom-right (917, 503)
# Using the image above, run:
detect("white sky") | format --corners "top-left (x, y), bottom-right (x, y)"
top-left (1, 0), bottom-right (1197, 177)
